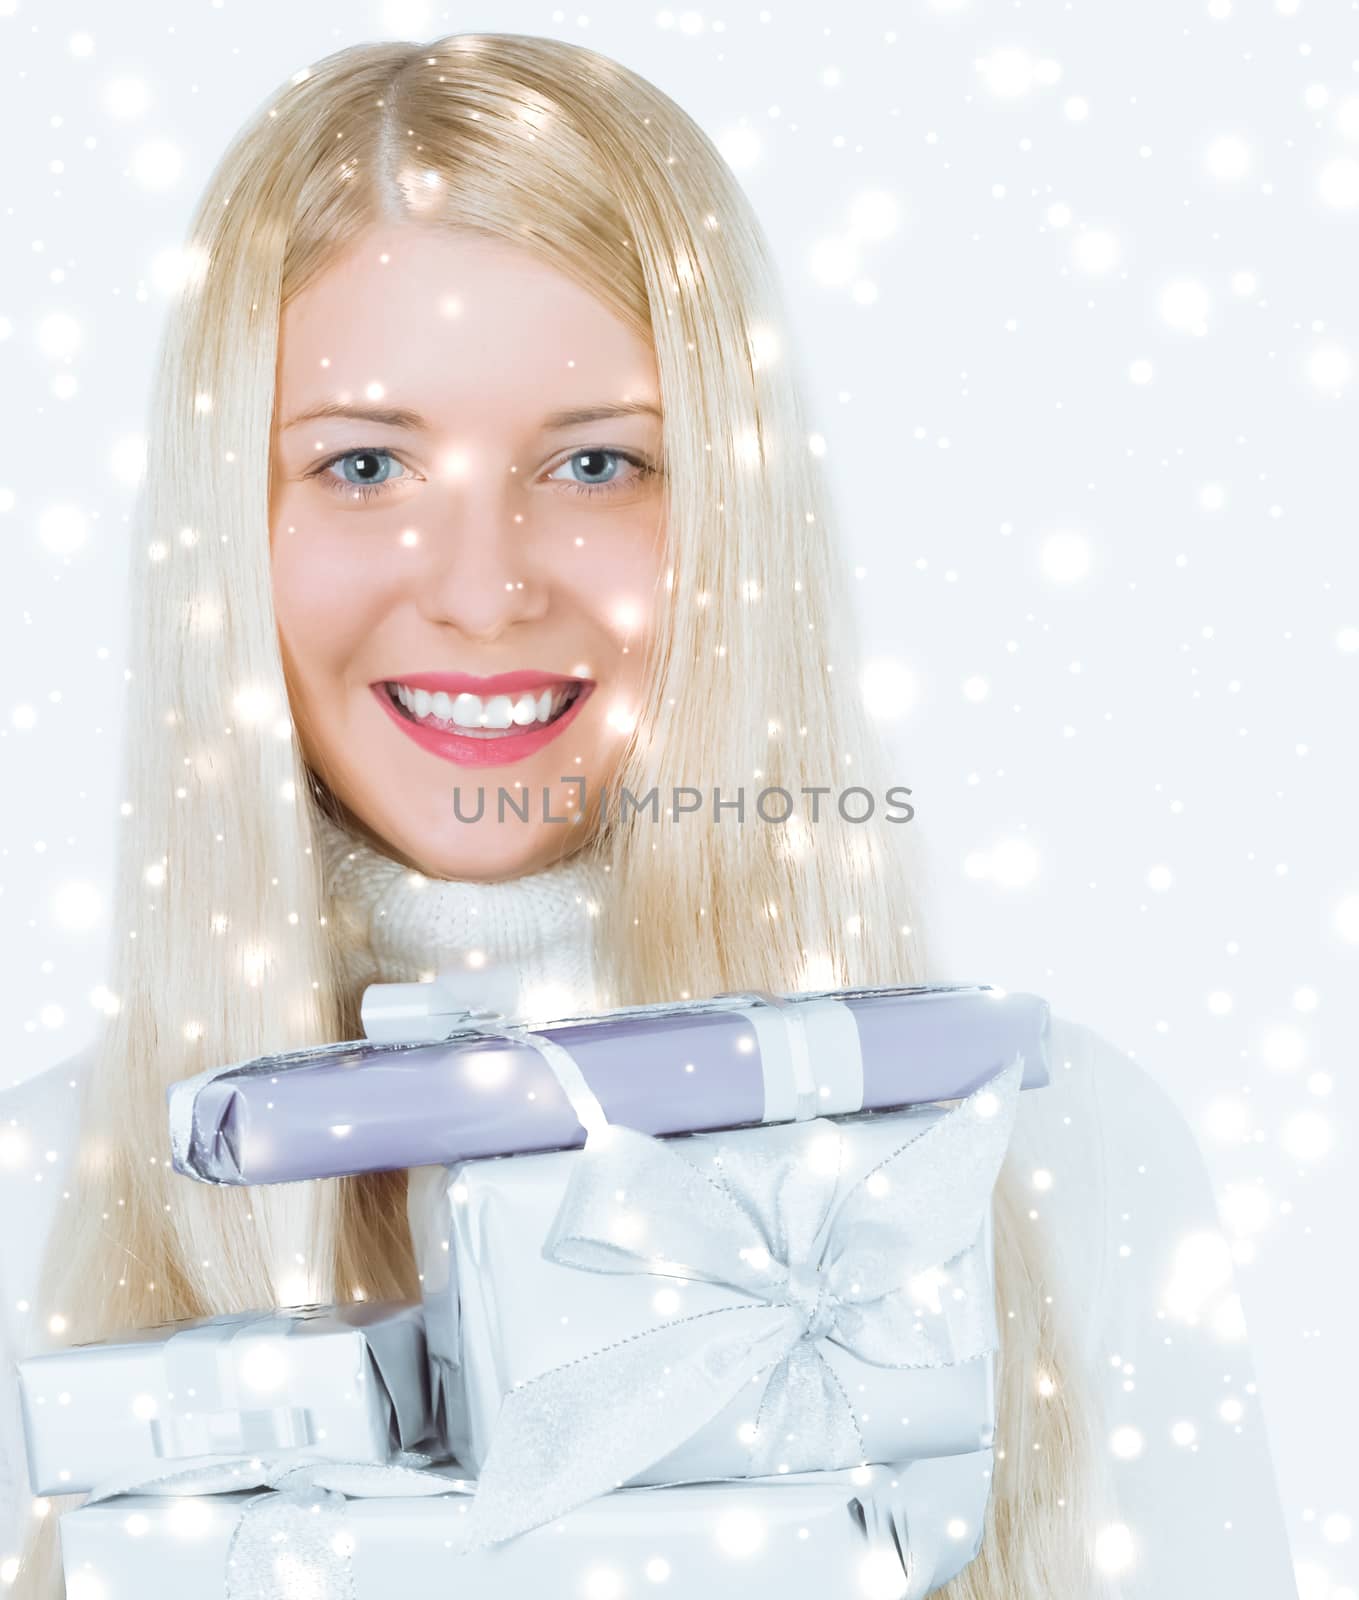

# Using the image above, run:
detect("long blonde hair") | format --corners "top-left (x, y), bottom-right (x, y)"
top-left (14, 34), bottom-right (1118, 1596)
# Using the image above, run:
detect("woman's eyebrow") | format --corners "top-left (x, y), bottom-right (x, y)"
top-left (280, 399), bottom-right (662, 432)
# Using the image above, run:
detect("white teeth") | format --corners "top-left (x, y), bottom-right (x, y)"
top-left (390, 682), bottom-right (578, 733)
top-left (482, 695), bottom-right (513, 730)
top-left (451, 693), bottom-right (481, 729)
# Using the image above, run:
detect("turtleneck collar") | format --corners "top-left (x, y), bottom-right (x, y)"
top-left (311, 806), bottom-right (610, 1024)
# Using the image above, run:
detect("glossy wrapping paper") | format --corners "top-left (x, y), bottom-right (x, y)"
top-left (17, 1302), bottom-right (436, 1497)
top-left (167, 983), bottom-right (1051, 1186)
top-left (407, 1058), bottom-right (1027, 1500)
top-left (58, 1449), bottom-right (997, 1600)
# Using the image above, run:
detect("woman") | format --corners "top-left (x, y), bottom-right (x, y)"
top-left (0, 33), bottom-right (1297, 1598)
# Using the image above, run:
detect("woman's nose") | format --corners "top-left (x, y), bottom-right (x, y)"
top-left (411, 485), bottom-right (550, 643)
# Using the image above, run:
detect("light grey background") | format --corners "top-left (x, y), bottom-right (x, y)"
top-left (1, 0), bottom-right (1354, 1591)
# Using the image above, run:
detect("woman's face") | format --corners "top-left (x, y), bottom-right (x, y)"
top-left (270, 223), bottom-right (666, 881)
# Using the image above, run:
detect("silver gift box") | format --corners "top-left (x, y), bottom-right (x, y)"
top-left (18, 1301), bottom-right (436, 1496)
top-left (408, 1096), bottom-right (1003, 1487)
top-left (58, 1450), bottom-right (996, 1600)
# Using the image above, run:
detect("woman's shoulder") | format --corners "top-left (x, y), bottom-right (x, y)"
top-left (1039, 1009), bottom-right (1223, 1218)
top-left (0, 1042), bottom-right (96, 1349)
top-left (0, 1041), bottom-right (94, 1167)
top-left (1030, 1008), bottom-right (1208, 1162)
top-left (1030, 1024), bottom-right (1298, 1589)
top-left (0, 1037), bottom-right (95, 1162)
top-left (1014, 1010), bottom-right (1230, 1359)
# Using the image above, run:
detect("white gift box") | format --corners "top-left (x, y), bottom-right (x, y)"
top-left (408, 1058), bottom-right (1022, 1501)
top-left (18, 1301), bottom-right (435, 1496)
top-left (58, 1449), bottom-right (996, 1600)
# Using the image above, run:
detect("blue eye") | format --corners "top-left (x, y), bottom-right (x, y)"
top-left (547, 449), bottom-right (655, 496)
top-left (300, 448), bottom-right (656, 502)
top-left (310, 448), bottom-right (411, 501)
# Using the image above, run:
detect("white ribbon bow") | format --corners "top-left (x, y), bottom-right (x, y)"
top-left (442, 1052), bottom-right (1024, 1550)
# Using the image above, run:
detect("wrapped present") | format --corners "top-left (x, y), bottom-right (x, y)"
top-left (168, 982), bottom-right (1050, 1185)
top-left (58, 1446), bottom-right (997, 1600)
top-left (17, 1301), bottom-right (435, 1497)
top-left (406, 1052), bottom-right (1026, 1537)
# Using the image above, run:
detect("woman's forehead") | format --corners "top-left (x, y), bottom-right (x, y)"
top-left (275, 223), bottom-right (660, 435)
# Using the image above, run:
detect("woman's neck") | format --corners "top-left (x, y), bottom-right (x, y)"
top-left (312, 805), bottom-right (609, 1023)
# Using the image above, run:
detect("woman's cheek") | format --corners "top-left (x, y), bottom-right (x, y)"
top-left (568, 509), bottom-right (667, 647)
top-left (272, 520), bottom-right (378, 659)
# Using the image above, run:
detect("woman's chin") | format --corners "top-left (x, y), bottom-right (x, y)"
top-left (408, 834), bottom-right (592, 883)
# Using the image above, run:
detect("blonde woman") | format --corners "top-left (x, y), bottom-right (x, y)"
top-left (0, 33), bottom-right (1297, 1599)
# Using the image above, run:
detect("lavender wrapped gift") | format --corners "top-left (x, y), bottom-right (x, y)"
top-left (17, 1302), bottom-right (436, 1497)
top-left (168, 983), bottom-right (1050, 1186)
top-left (58, 1448), bottom-right (997, 1600)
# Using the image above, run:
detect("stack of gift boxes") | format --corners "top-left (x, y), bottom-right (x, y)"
top-left (16, 982), bottom-right (1051, 1600)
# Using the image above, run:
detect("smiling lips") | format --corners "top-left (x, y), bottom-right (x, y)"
top-left (372, 669), bottom-right (595, 768)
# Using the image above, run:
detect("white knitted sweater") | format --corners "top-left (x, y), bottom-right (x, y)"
top-left (312, 807), bottom-right (610, 1020)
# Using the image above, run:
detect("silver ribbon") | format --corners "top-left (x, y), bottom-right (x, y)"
top-left (433, 1051), bottom-right (1023, 1552)
top-left (83, 1450), bottom-right (473, 1600)
top-left (149, 1302), bottom-right (426, 1458)
top-left (408, 990), bottom-right (857, 1145)
top-left (153, 1312), bottom-right (316, 1458)
top-left (358, 964), bottom-right (523, 1042)
top-left (364, 984), bottom-right (868, 1144)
